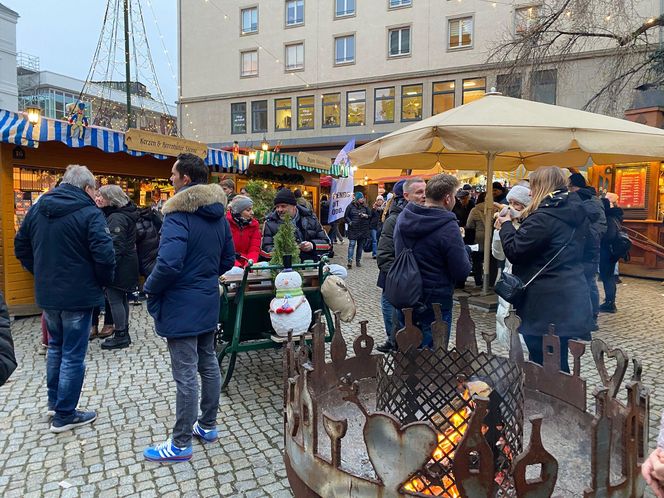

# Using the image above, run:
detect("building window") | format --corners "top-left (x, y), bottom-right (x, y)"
top-left (286, 43), bottom-right (304, 71)
top-left (432, 81), bottom-right (455, 115)
top-left (532, 69), bottom-right (557, 104)
top-left (448, 17), bottom-right (473, 49)
top-left (335, 0), bottom-right (355, 17)
top-left (346, 90), bottom-right (366, 126)
top-left (335, 35), bottom-right (355, 64)
top-left (251, 100), bottom-right (267, 133)
top-left (515, 6), bottom-right (541, 35)
top-left (241, 7), bottom-right (258, 34)
top-left (496, 74), bottom-right (522, 98)
top-left (275, 98), bottom-right (292, 131)
top-left (231, 103), bottom-right (247, 134)
top-left (286, 0), bottom-right (304, 26)
top-left (322, 93), bottom-right (341, 127)
top-left (389, 0), bottom-right (412, 8)
top-left (401, 84), bottom-right (423, 122)
top-left (462, 78), bottom-right (485, 104)
top-left (240, 50), bottom-right (258, 77)
top-left (297, 96), bottom-right (315, 129)
top-left (374, 87), bottom-right (395, 123)
top-left (388, 27), bottom-right (411, 57)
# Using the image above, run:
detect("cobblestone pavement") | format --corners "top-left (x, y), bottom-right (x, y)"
top-left (1, 247), bottom-right (663, 497)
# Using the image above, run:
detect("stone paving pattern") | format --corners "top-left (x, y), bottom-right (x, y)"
top-left (1, 247), bottom-right (663, 497)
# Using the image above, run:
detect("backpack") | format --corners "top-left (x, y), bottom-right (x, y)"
top-left (609, 230), bottom-right (632, 261)
top-left (384, 240), bottom-right (424, 312)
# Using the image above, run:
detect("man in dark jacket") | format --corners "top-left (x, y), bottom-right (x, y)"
top-left (375, 178), bottom-right (426, 352)
top-left (452, 189), bottom-right (474, 227)
top-left (0, 292), bottom-right (16, 387)
top-left (143, 153), bottom-right (235, 463)
top-left (599, 194), bottom-right (624, 313)
top-left (344, 192), bottom-right (371, 269)
top-left (261, 189), bottom-right (331, 262)
top-left (14, 164), bottom-right (115, 433)
top-left (569, 173), bottom-right (607, 329)
top-left (393, 174), bottom-right (472, 348)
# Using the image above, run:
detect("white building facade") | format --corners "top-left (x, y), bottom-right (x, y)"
top-left (0, 4), bottom-right (18, 112)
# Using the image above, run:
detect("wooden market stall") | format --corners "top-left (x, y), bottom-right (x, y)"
top-left (0, 109), bottom-right (245, 314)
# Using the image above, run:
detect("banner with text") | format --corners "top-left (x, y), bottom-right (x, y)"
top-left (328, 139), bottom-right (355, 223)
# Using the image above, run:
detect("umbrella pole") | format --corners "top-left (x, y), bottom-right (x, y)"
top-left (482, 152), bottom-right (496, 295)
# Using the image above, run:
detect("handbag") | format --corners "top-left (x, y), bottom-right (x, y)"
top-left (495, 228), bottom-right (576, 305)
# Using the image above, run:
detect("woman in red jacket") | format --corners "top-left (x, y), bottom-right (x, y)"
top-left (226, 195), bottom-right (261, 267)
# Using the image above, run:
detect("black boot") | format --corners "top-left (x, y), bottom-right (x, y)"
top-left (101, 329), bottom-right (131, 350)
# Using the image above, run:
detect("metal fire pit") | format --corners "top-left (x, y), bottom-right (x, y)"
top-left (283, 298), bottom-right (649, 498)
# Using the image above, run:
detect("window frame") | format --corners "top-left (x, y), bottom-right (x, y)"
top-left (462, 77), bottom-right (486, 104)
top-left (432, 80), bottom-right (455, 115)
top-left (447, 15), bottom-right (474, 50)
top-left (400, 83), bottom-right (423, 122)
top-left (346, 90), bottom-right (366, 127)
top-left (374, 87), bottom-right (395, 124)
top-left (274, 97), bottom-right (292, 131)
top-left (334, 34), bottom-right (356, 65)
top-left (285, 0), bottom-right (305, 27)
top-left (387, 25), bottom-right (411, 58)
top-left (322, 93), bottom-right (341, 128)
top-left (251, 100), bottom-right (268, 133)
top-left (496, 74), bottom-right (522, 98)
top-left (297, 95), bottom-right (315, 130)
top-left (531, 69), bottom-right (557, 104)
top-left (335, 0), bottom-right (356, 18)
top-left (388, 0), bottom-right (412, 10)
top-left (285, 42), bottom-right (305, 72)
top-left (231, 102), bottom-right (247, 134)
top-left (240, 49), bottom-right (259, 78)
top-left (240, 6), bottom-right (259, 35)
top-left (514, 5), bottom-right (541, 36)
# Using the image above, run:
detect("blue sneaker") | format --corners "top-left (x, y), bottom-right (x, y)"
top-left (192, 421), bottom-right (218, 443)
top-left (144, 439), bottom-right (192, 463)
top-left (50, 410), bottom-right (97, 433)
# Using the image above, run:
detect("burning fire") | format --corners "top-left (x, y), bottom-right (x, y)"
top-left (403, 381), bottom-right (491, 497)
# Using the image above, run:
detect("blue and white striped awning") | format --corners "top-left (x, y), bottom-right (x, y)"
top-left (0, 109), bottom-right (246, 173)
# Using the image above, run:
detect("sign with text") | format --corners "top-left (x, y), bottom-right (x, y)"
top-left (297, 152), bottom-right (332, 170)
top-left (615, 166), bottom-right (647, 209)
top-left (125, 129), bottom-right (208, 159)
top-left (328, 139), bottom-right (355, 223)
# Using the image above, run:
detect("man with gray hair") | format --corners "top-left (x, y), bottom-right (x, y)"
top-left (15, 164), bottom-right (115, 433)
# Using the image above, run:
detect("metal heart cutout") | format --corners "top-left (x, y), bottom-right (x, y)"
top-left (591, 338), bottom-right (628, 399)
top-left (364, 413), bottom-right (437, 494)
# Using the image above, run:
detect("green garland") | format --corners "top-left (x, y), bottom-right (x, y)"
top-left (246, 170), bottom-right (306, 185)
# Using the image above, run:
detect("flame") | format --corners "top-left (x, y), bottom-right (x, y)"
top-left (403, 390), bottom-right (473, 497)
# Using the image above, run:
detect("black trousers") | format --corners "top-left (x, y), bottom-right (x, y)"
top-left (471, 251), bottom-right (498, 287)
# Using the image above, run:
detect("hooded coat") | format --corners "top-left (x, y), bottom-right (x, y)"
top-left (600, 201), bottom-right (624, 274)
top-left (376, 197), bottom-right (405, 289)
top-left (144, 183), bottom-right (236, 338)
top-left (499, 189), bottom-right (592, 338)
top-left (14, 183), bottom-right (115, 310)
top-left (135, 207), bottom-right (162, 277)
top-left (102, 203), bottom-right (140, 291)
top-left (260, 205), bottom-right (331, 261)
top-left (575, 186), bottom-right (607, 266)
top-left (393, 203), bottom-right (472, 311)
top-left (344, 201), bottom-right (371, 240)
top-left (226, 210), bottom-right (261, 267)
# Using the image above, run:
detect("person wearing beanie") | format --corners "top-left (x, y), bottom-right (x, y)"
top-left (227, 195), bottom-right (261, 267)
top-left (344, 191), bottom-right (371, 269)
top-left (492, 181), bottom-right (508, 205)
top-left (568, 173), bottom-right (607, 327)
top-left (260, 189), bottom-right (330, 262)
top-left (452, 188), bottom-right (475, 228)
top-left (492, 184), bottom-right (531, 344)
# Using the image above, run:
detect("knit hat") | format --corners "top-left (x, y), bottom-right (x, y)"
top-left (354, 192), bottom-right (364, 201)
top-left (506, 185), bottom-right (531, 207)
top-left (569, 173), bottom-right (587, 188)
top-left (229, 195), bottom-right (253, 214)
top-left (456, 189), bottom-right (470, 199)
top-left (274, 188), bottom-right (297, 206)
top-left (492, 181), bottom-right (505, 191)
top-left (393, 179), bottom-right (406, 198)
top-left (376, 195), bottom-right (384, 202)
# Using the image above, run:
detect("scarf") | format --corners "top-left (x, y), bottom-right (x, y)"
top-left (232, 210), bottom-right (252, 228)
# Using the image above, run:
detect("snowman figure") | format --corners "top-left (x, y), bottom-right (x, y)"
top-left (270, 269), bottom-right (312, 337)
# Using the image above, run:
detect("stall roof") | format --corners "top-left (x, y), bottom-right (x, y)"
top-left (0, 109), bottom-right (248, 174)
top-left (254, 150), bottom-right (346, 176)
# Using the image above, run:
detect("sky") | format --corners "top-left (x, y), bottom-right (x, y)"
top-left (4, 0), bottom-right (178, 104)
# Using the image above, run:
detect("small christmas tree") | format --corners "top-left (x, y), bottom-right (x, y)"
top-left (270, 214), bottom-right (301, 271)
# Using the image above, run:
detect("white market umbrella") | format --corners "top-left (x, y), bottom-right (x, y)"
top-left (349, 92), bottom-right (664, 293)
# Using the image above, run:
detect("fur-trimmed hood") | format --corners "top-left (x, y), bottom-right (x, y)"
top-left (162, 183), bottom-right (227, 219)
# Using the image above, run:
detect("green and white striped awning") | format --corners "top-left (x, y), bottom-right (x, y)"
top-left (254, 151), bottom-right (347, 177)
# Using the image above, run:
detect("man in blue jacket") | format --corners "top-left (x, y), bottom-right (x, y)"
top-left (393, 174), bottom-right (471, 348)
top-left (143, 153), bottom-right (235, 463)
top-left (15, 164), bottom-right (115, 433)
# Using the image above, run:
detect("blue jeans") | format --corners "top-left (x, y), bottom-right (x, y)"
top-left (44, 309), bottom-right (93, 421)
top-left (347, 238), bottom-right (365, 263)
top-left (381, 293), bottom-right (398, 346)
top-left (371, 229), bottom-right (379, 257)
top-left (397, 305), bottom-right (452, 349)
